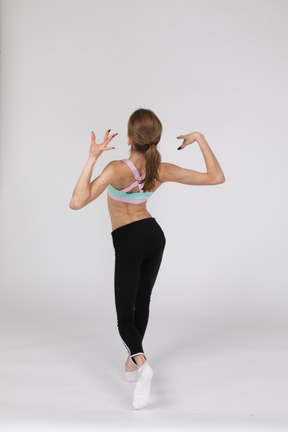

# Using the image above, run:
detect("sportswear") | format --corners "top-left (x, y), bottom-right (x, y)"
top-left (107, 159), bottom-right (153, 204)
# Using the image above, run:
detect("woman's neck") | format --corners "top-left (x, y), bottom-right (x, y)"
top-left (129, 151), bottom-right (146, 166)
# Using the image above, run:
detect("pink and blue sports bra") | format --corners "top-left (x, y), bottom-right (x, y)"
top-left (107, 159), bottom-right (154, 204)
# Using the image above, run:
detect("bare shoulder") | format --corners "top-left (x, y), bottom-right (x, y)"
top-left (158, 162), bottom-right (223, 185)
top-left (104, 159), bottom-right (123, 173)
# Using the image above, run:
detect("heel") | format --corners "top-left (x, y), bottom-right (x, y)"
top-left (124, 370), bottom-right (138, 382)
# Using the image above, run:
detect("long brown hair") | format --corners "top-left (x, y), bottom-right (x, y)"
top-left (127, 108), bottom-right (162, 192)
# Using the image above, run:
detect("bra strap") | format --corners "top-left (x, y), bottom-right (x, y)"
top-left (122, 159), bottom-right (146, 181)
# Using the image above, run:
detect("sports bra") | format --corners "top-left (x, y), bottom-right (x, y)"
top-left (107, 159), bottom-right (154, 204)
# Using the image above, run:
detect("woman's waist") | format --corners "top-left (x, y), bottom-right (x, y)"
top-left (109, 210), bottom-right (153, 232)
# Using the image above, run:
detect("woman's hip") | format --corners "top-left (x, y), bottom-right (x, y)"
top-left (111, 217), bottom-right (166, 253)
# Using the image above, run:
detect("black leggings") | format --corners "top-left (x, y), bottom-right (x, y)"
top-left (111, 217), bottom-right (166, 366)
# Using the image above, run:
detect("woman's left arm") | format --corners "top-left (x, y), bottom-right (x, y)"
top-left (69, 130), bottom-right (117, 210)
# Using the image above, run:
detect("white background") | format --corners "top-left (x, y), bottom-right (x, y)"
top-left (1, 0), bottom-right (287, 430)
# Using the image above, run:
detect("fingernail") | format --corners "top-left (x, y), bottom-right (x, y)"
top-left (177, 146), bottom-right (182, 150)
top-left (108, 129), bottom-right (111, 132)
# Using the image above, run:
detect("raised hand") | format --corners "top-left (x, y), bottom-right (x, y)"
top-left (89, 130), bottom-right (118, 159)
top-left (176, 132), bottom-right (201, 150)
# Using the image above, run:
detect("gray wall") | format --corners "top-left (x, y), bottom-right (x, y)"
top-left (1, 0), bottom-right (287, 327)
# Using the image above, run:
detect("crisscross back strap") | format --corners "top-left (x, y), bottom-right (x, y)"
top-left (121, 159), bottom-right (146, 192)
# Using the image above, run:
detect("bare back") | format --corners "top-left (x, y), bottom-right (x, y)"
top-left (108, 160), bottom-right (164, 231)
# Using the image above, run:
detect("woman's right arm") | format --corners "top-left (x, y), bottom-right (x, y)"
top-left (160, 132), bottom-right (225, 185)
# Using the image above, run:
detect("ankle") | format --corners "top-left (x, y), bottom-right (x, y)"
top-left (125, 356), bottom-right (138, 371)
top-left (133, 354), bottom-right (146, 368)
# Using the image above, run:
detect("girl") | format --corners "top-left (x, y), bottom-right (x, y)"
top-left (69, 108), bottom-right (225, 409)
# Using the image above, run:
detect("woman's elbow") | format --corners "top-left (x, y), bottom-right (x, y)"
top-left (217, 175), bottom-right (226, 184)
top-left (69, 200), bottom-right (82, 210)
top-left (211, 175), bottom-right (225, 185)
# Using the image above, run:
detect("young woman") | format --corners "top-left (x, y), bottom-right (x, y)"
top-left (69, 108), bottom-right (225, 410)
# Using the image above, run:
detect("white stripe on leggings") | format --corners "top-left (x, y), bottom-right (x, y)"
top-left (130, 352), bottom-right (145, 358)
top-left (119, 337), bottom-right (146, 363)
top-left (120, 336), bottom-right (131, 353)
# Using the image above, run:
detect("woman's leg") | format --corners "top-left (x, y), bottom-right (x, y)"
top-left (134, 246), bottom-right (165, 341)
top-left (114, 253), bottom-right (147, 367)
top-left (111, 217), bottom-right (166, 369)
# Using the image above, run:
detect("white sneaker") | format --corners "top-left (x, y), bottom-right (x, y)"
top-left (132, 361), bottom-right (153, 409)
